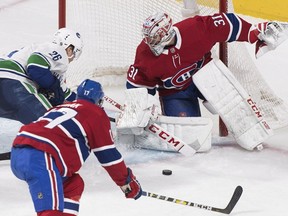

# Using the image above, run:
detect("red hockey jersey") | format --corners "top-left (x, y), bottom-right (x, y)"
top-left (13, 100), bottom-right (128, 186)
top-left (127, 13), bottom-right (255, 96)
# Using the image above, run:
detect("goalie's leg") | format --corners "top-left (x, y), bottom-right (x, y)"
top-left (160, 83), bottom-right (205, 117)
top-left (193, 59), bottom-right (273, 150)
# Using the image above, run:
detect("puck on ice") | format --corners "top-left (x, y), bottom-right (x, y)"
top-left (162, 169), bottom-right (172, 175)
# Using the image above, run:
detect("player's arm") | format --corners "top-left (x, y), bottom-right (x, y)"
top-left (204, 13), bottom-right (287, 58)
top-left (64, 88), bottom-right (76, 101)
top-left (199, 13), bottom-right (254, 43)
top-left (27, 52), bottom-right (64, 106)
top-left (91, 115), bottom-right (142, 200)
top-left (126, 70), bottom-right (157, 96)
top-left (60, 75), bottom-right (76, 101)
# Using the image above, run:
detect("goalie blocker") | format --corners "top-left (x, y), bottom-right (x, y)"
top-left (193, 59), bottom-right (273, 150)
top-left (115, 88), bottom-right (213, 154)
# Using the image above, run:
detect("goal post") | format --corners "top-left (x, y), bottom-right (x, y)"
top-left (58, 0), bottom-right (66, 28)
top-left (219, 0), bottom-right (229, 136)
top-left (59, 0), bottom-right (288, 137)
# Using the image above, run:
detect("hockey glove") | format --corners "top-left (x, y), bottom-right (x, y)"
top-left (39, 78), bottom-right (65, 106)
top-left (249, 22), bottom-right (288, 58)
top-left (120, 168), bottom-right (142, 200)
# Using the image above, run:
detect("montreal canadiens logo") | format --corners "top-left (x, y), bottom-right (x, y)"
top-left (163, 59), bottom-right (204, 89)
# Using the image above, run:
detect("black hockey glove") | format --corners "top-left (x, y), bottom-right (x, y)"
top-left (120, 168), bottom-right (142, 200)
top-left (39, 78), bottom-right (65, 106)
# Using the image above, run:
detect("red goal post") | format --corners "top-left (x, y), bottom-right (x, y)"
top-left (58, 0), bottom-right (288, 136)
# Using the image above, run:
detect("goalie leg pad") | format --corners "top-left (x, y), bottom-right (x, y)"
top-left (118, 115), bottom-right (213, 153)
top-left (193, 59), bottom-right (273, 150)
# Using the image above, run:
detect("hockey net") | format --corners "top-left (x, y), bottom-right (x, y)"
top-left (62, 0), bottom-right (288, 132)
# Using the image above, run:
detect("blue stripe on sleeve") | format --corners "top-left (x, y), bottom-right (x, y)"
top-left (226, 13), bottom-right (240, 42)
top-left (94, 147), bottom-right (122, 165)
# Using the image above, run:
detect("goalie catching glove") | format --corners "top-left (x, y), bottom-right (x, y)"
top-left (120, 168), bottom-right (142, 200)
top-left (249, 21), bottom-right (288, 58)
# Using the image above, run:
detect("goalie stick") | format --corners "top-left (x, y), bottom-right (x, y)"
top-left (103, 96), bottom-right (200, 156)
top-left (142, 185), bottom-right (243, 214)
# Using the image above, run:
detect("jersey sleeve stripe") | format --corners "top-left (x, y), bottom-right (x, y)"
top-left (224, 13), bottom-right (241, 42)
top-left (99, 157), bottom-right (124, 167)
top-left (92, 144), bottom-right (116, 152)
top-left (93, 147), bottom-right (123, 166)
top-left (126, 79), bottom-right (156, 89)
top-left (31, 52), bottom-right (51, 67)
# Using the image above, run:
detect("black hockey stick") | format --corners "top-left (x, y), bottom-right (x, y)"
top-left (0, 152), bottom-right (11, 161)
top-left (108, 116), bottom-right (116, 123)
top-left (142, 185), bottom-right (243, 214)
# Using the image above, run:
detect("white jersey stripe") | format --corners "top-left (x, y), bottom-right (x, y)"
top-left (101, 157), bottom-right (124, 167)
top-left (44, 153), bottom-right (59, 211)
top-left (222, 13), bottom-right (233, 42)
top-left (19, 131), bottom-right (69, 176)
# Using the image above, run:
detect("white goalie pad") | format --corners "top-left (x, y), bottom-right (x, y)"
top-left (117, 115), bottom-right (213, 153)
top-left (116, 88), bottom-right (160, 135)
top-left (193, 59), bottom-right (274, 150)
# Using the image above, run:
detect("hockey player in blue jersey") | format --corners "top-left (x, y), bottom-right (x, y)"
top-left (0, 27), bottom-right (83, 125)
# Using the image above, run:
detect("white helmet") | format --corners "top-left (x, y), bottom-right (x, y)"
top-left (53, 28), bottom-right (83, 60)
top-left (142, 12), bottom-right (176, 56)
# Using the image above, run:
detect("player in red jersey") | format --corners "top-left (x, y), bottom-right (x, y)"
top-left (10, 79), bottom-right (142, 216)
top-left (126, 12), bottom-right (285, 117)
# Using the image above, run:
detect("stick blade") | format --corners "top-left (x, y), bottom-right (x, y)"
top-left (221, 185), bottom-right (243, 214)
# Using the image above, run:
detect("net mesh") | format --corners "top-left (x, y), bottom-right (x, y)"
top-left (64, 0), bottom-right (288, 130)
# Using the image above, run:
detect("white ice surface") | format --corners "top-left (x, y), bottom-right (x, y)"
top-left (1, 1), bottom-right (288, 216)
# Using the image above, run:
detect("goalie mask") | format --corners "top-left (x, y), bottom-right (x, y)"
top-left (142, 12), bottom-right (176, 56)
top-left (53, 28), bottom-right (83, 60)
top-left (77, 79), bottom-right (104, 107)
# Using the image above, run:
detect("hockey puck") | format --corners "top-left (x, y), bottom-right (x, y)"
top-left (162, 169), bottom-right (172, 175)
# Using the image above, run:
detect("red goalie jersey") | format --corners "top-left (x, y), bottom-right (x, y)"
top-left (126, 13), bottom-right (256, 97)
